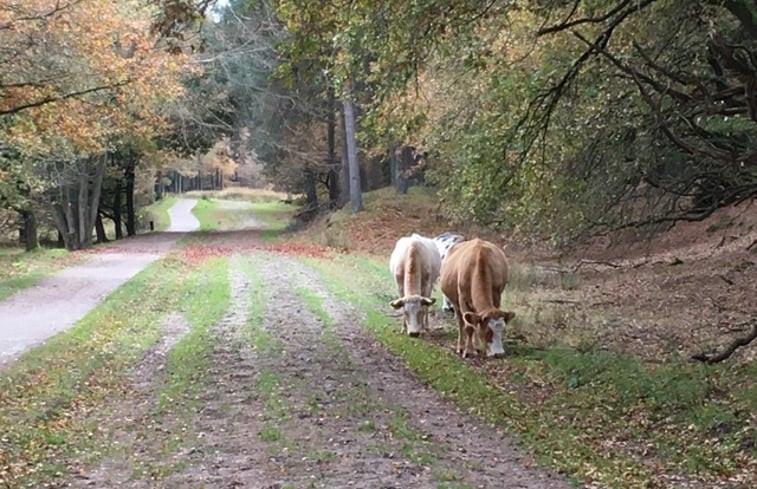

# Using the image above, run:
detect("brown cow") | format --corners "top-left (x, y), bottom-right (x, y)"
top-left (440, 238), bottom-right (515, 358)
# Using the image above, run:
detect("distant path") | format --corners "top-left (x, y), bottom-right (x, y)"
top-left (167, 198), bottom-right (200, 232)
top-left (0, 198), bottom-right (199, 367)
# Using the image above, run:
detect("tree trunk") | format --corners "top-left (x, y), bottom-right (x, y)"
top-left (390, 144), bottom-right (398, 188)
top-left (304, 168), bottom-right (318, 210)
top-left (339, 108), bottom-right (350, 208)
top-left (327, 84), bottom-right (340, 206)
top-left (125, 160), bottom-right (136, 237)
top-left (52, 158), bottom-right (108, 250)
top-left (19, 209), bottom-right (38, 251)
top-left (396, 146), bottom-right (412, 194)
top-left (95, 213), bottom-right (108, 243)
top-left (78, 162), bottom-right (89, 247)
top-left (343, 87), bottom-right (362, 213)
top-left (86, 156), bottom-right (107, 247)
top-left (113, 183), bottom-right (123, 240)
top-left (55, 184), bottom-right (79, 251)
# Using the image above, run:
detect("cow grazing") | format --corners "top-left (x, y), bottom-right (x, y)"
top-left (389, 233), bottom-right (442, 337)
top-left (440, 238), bottom-right (515, 358)
top-left (433, 232), bottom-right (465, 312)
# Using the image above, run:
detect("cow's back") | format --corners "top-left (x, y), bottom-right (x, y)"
top-left (441, 239), bottom-right (508, 308)
top-left (390, 234), bottom-right (442, 294)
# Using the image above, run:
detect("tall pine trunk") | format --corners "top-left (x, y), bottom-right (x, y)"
top-left (304, 168), bottom-right (318, 210)
top-left (327, 84), bottom-right (340, 206)
top-left (342, 84), bottom-right (362, 213)
top-left (339, 106), bottom-right (350, 208)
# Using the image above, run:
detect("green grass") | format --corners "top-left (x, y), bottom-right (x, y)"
top-left (236, 256), bottom-right (282, 352)
top-left (191, 197), bottom-right (220, 231)
top-left (139, 195), bottom-right (177, 232)
top-left (252, 200), bottom-right (294, 237)
top-left (158, 257), bottom-right (230, 413)
top-left (0, 247), bottom-right (83, 301)
top-left (190, 196), bottom-right (295, 237)
top-left (301, 252), bottom-right (756, 489)
top-left (294, 285), bottom-right (337, 346)
top-left (0, 256), bottom-right (187, 487)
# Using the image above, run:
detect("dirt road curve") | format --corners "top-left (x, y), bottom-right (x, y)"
top-left (64, 252), bottom-right (571, 489)
top-left (0, 199), bottom-right (199, 366)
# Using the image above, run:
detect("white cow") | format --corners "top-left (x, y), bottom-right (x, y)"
top-left (389, 233), bottom-right (442, 337)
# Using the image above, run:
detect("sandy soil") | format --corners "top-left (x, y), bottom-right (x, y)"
top-left (0, 199), bottom-right (200, 367)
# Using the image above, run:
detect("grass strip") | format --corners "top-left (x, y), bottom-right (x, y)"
top-left (0, 248), bottom-right (85, 301)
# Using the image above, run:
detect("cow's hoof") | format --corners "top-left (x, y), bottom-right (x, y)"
top-left (462, 350), bottom-right (476, 359)
top-left (408, 331), bottom-right (420, 338)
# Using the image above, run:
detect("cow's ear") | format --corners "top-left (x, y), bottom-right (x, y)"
top-left (463, 312), bottom-right (480, 325)
top-left (390, 299), bottom-right (405, 309)
top-left (421, 297), bottom-right (436, 306)
top-left (504, 311), bottom-right (516, 322)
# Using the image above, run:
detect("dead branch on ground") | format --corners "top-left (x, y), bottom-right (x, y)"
top-left (691, 320), bottom-right (757, 363)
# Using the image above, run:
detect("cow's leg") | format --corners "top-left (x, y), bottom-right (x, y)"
top-left (455, 309), bottom-right (465, 355)
top-left (463, 325), bottom-right (476, 358)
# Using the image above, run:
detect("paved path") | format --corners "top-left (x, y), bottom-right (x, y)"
top-left (167, 198), bottom-right (200, 232)
top-left (0, 198), bottom-right (199, 366)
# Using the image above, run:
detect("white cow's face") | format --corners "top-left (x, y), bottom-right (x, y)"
top-left (463, 310), bottom-right (515, 358)
top-left (391, 295), bottom-right (436, 337)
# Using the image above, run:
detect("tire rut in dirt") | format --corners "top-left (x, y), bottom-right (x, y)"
top-left (62, 313), bottom-right (191, 488)
top-left (250, 254), bottom-right (572, 489)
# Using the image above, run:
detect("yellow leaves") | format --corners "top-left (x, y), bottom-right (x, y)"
top-left (1, 0), bottom-right (194, 156)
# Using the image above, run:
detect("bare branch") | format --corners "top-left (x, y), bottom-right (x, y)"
top-left (691, 321), bottom-right (757, 363)
top-left (0, 80), bottom-right (130, 116)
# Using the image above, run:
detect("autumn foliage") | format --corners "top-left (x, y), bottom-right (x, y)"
top-left (1, 0), bottom-right (192, 155)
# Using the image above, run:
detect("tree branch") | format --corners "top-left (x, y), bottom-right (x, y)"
top-left (536, 0), bottom-right (654, 36)
top-left (0, 80), bottom-right (130, 116)
top-left (691, 321), bottom-right (757, 363)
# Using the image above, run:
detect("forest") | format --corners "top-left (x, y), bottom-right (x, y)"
top-left (1, 0), bottom-right (755, 249)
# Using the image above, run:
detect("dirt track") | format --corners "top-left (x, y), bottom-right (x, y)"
top-left (64, 242), bottom-right (571, 488)
top-left (0, 199), bottom-right (198, 366)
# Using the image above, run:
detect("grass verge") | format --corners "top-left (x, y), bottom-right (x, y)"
top-left (140, 195), bottom-right (177, 232)
top-left (0, 247), bottom-right (85, 301)
top-left (301, 252), bottom-right (756, 489)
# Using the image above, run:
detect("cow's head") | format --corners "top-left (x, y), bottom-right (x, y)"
top-left (462, 309), bottom-right (515, 358)
top-left (390, 295), bottom-right (436, 337)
